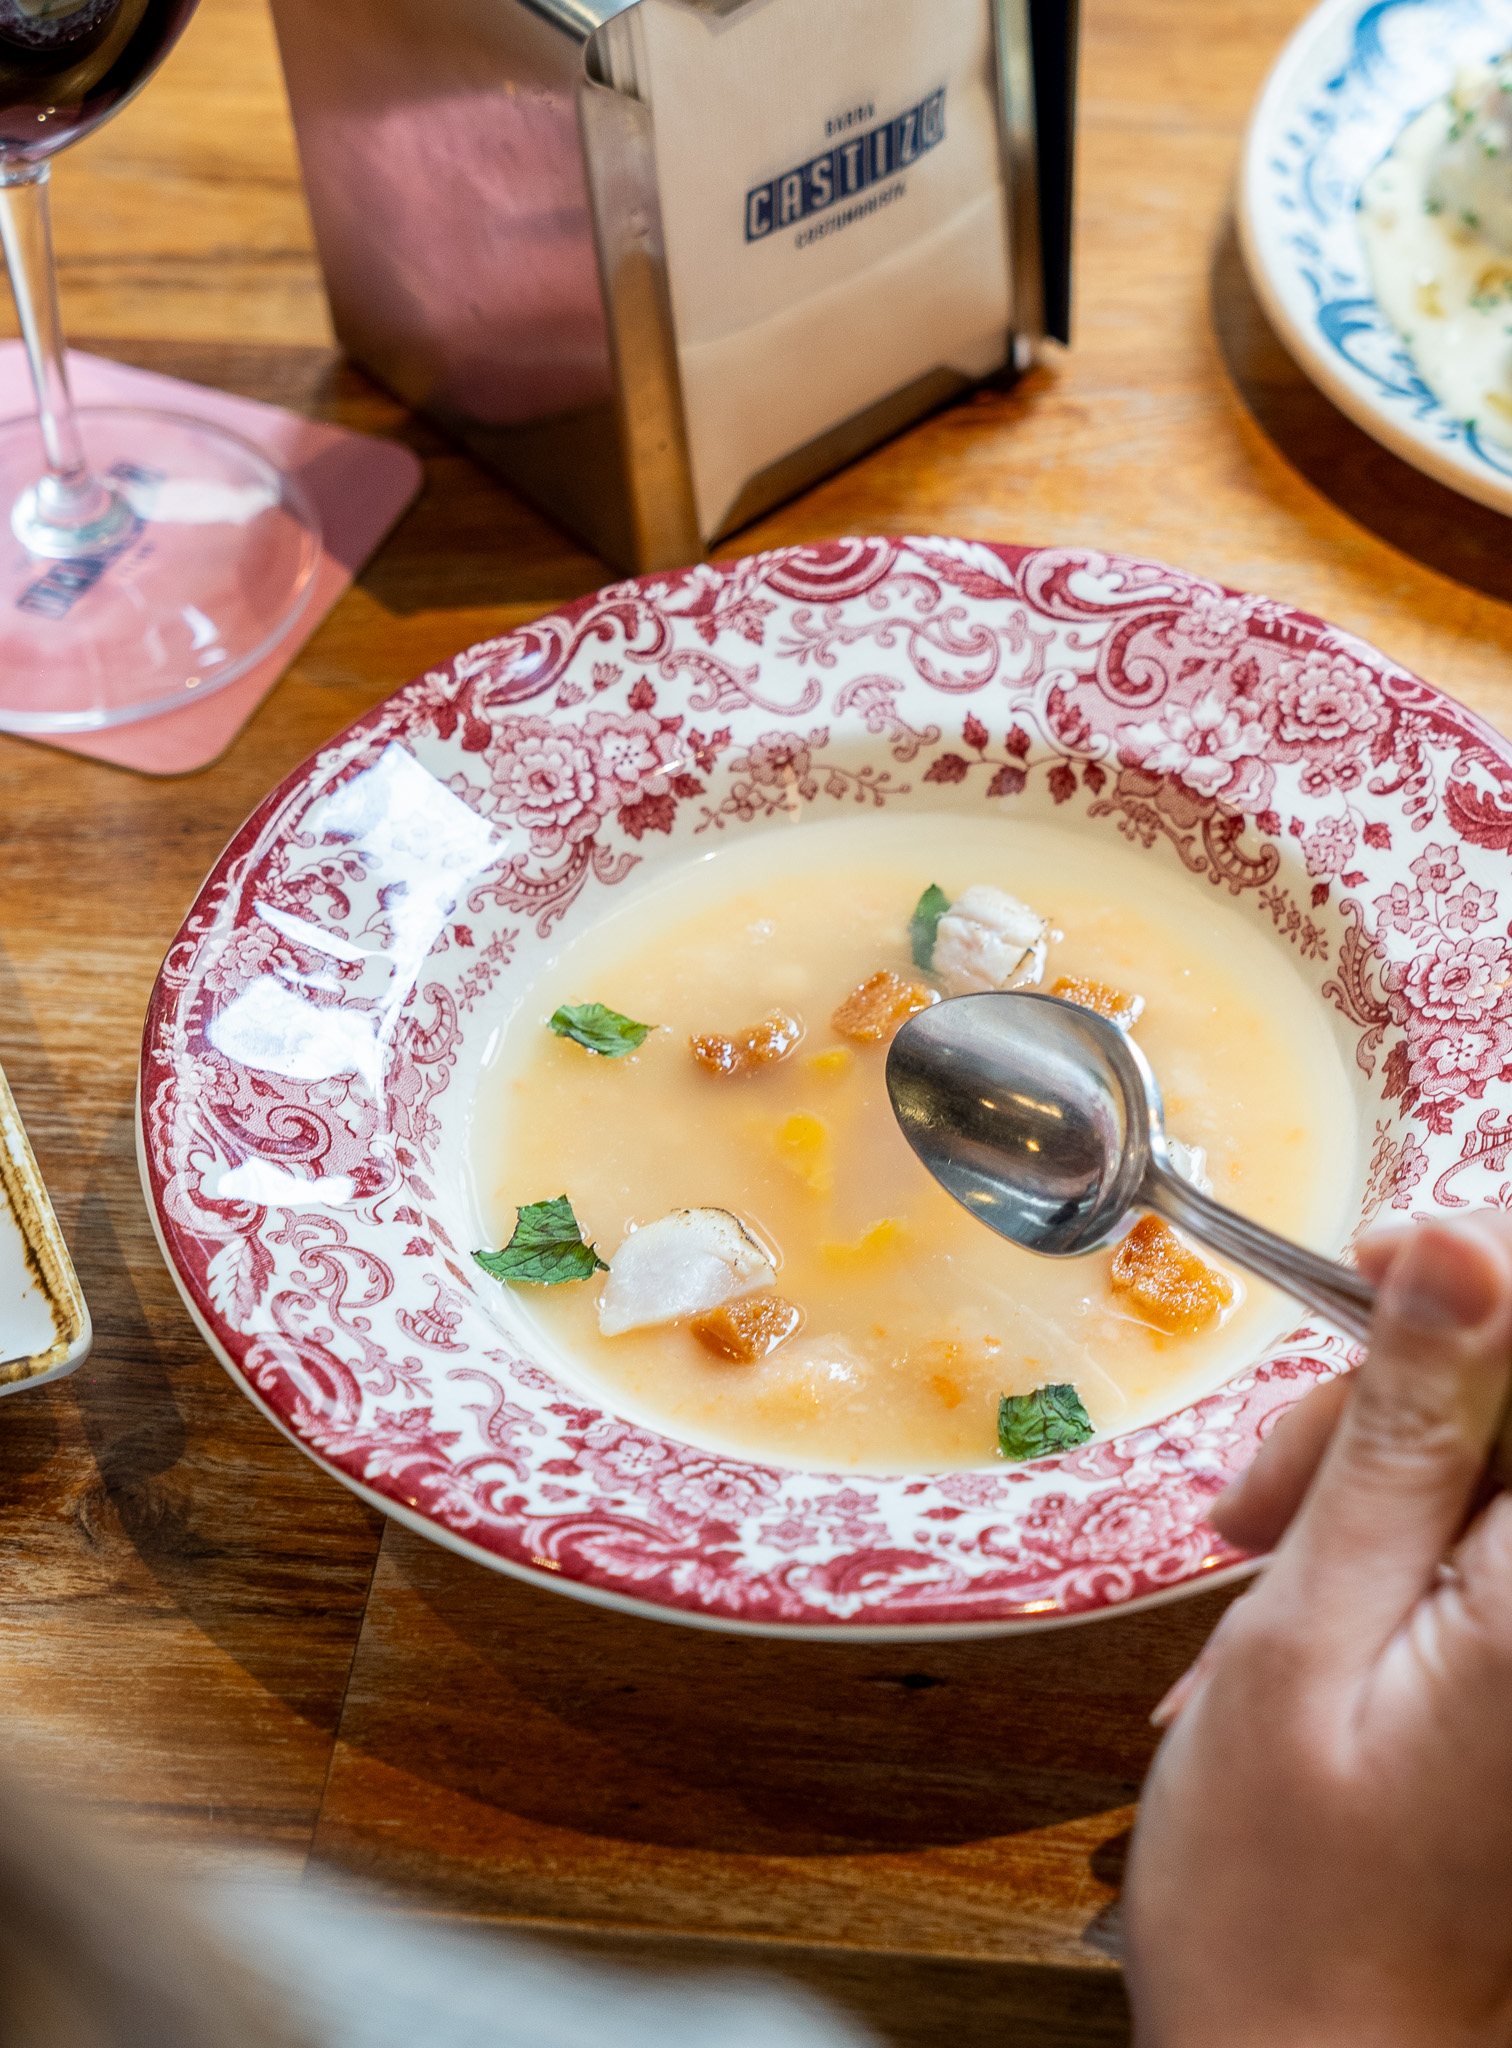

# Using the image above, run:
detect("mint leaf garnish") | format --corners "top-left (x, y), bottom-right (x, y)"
top-left (473, 1196), bottom-right (608, 1286)
top-left (997, 1383), bottom-right (1094, 1461)
top-left (910, 883), bottom-right (950, 972)
top-left (549, 1001), bottom-right (653, 1058)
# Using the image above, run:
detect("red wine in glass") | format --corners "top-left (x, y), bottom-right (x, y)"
top-left (0, 0), bottom-right (320, 732)
top-left (0, 0), bottom-right (198, 157)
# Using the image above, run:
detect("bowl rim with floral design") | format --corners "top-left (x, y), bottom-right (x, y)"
top-left (137, 535), bottom-right (1512, 1639)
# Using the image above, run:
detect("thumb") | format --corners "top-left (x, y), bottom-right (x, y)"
top-left (1255, 1218), bottom-right (1512, 1665)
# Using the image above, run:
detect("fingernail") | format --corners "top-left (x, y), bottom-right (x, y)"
top-left (1384, 1225), bottom-right (1503, 1335)
top-left (1150, 1665), bottom-right (1198, 1729)
top-left (1209, 1468), bottom-right (1247, 1525)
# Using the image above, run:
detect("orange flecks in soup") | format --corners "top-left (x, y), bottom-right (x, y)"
top-left (775, 1112), bottom-right (832, 1194)
top-left (821, 1217), bottom-right (904, 1268)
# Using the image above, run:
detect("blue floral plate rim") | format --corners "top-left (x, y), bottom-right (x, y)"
top-left (1239, 0), bottom-right (1512, 515)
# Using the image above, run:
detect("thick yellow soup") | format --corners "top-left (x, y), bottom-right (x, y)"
top-left (468, 814), bottom-right (1359, 1471)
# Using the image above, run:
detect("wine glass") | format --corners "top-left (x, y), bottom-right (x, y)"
top-left (0, 0), bottom-right (320, 733)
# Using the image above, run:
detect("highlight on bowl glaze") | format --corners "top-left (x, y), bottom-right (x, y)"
top-left (1241, 0), bottom-right (1512, 514)
top-left (139, 536), bottom-right (1512, 1635)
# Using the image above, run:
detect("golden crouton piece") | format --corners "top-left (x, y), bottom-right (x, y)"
top-left (1051, 975), bottom-right (1145, 1031)
top-left (691, 1009), bottom-right (802, 1076)
top-left (692, 1292), bottom-right (803, 1363)
top-left (830, 969), bottom-right (938, 1043)
top-left (1111, 1215), bottom-right (1233, 1335)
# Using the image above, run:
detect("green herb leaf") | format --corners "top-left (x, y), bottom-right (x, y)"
top-left (909, 883), bottom-right (951, 972)
top-left (549, 1001), bottom-right (654, 1058)
top-left (473, 1195), bottom-right (608, 1286)
top-left (997, 1383), bottom-right (1094, 1462)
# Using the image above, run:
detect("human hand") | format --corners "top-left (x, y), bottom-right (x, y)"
top-left (1123, 1216), bottom-right (1512, 2048)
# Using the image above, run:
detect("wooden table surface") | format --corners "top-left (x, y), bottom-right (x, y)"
top-left (3, 2), bottom-right (1508, 2041)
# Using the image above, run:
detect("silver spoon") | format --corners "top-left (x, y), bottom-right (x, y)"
top-left (886, 989), bottom-right (1375, 1345)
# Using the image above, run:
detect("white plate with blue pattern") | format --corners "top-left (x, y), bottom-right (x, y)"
top-left (1240, 0), bottom-right (1512, 515)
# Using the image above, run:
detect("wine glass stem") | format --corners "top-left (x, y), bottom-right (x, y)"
top-left (0, 162), bottom-right (130, 556)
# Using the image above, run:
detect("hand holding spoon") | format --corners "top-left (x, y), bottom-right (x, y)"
top-left (886, 990), bottom-right (1375, 1344)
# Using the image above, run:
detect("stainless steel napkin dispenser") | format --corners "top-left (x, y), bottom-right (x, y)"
top-left (270, 0), bottom-right (1077, 573)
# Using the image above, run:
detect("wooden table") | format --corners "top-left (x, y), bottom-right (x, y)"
top-left (2, 2), bottom-right (1507, 2040)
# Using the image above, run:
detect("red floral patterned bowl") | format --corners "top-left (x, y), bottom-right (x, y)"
top-left (137, 538), bottom-right (1512, 1637)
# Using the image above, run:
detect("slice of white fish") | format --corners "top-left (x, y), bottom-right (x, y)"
top-left (599, 1207), bottom-right (774, 1336)
top-left (1166, 1138), bottom-right (1213, 1197)
top-left (933, 883), bottom-right (1049, 996)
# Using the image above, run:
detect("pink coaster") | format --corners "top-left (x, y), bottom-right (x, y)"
top-left (0, 345), bottom-right (422, 776)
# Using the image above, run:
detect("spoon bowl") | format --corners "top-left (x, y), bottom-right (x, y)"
top-left (887, 990), bottom-right (1375, 1344)
top-left (887, 989), bottom-right (1156, 1256)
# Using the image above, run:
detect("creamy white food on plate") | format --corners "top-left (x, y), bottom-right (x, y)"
top-left (1360, 54), bottom-right (1512, 447)
top-left (466, 814), bottom-right (1360, 1474)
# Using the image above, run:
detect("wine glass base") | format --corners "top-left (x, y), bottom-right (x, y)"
top-left (12, 474), bottom-right (136, 558)
top-left (0, 405), bottom-right (322, 735)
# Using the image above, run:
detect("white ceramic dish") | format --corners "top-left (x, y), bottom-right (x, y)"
top-left (0, 1061), bottom-right (90, 1391)
top-left (1240, 0), bottom-right (1512, 515)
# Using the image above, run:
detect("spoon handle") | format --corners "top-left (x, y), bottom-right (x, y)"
top-left (1142, 1161), bottom-right (1375, 1347)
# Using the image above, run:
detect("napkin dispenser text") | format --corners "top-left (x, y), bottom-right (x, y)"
top-left (269, 0), bottom-right (1077, 572)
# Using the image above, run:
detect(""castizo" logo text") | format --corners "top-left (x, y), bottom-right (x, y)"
top-left (744, 87), bottom-right (945, 243)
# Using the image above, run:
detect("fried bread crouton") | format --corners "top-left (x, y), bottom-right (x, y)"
top-left (692, 1293), bottom-right (803, 1362)
top-left (1050, 974), bottom-right (1145, 1031)
top-left (1110, 1215), bottom-right (1233, 1335)
top-left (831, 970), bottom-right (938, 1043)
top-left (690, 1009), bottom-right (803, 1076)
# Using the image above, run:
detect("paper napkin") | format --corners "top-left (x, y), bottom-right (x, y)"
top-left (598, 0), bottom-right (1011, 537)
